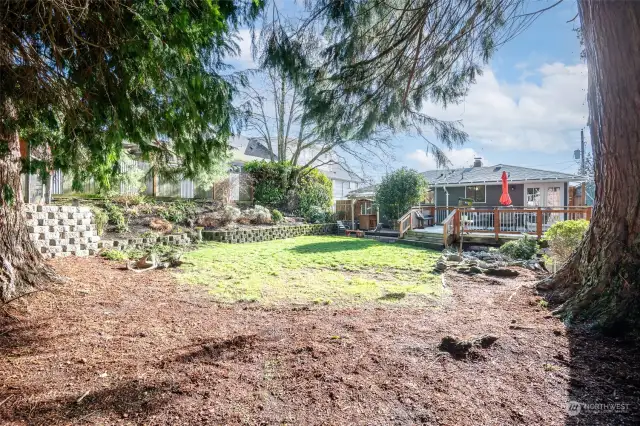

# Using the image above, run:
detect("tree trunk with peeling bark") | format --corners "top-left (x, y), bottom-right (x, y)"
top-left (0, 97), bottom-right (55, 302)
top-left (539, 1), bottom-right (640, 334)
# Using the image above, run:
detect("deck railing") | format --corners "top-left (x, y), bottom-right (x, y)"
top-left (441, 209), bottom-right (458, 248)
top-left (456, 206), bottom-right (592, 240)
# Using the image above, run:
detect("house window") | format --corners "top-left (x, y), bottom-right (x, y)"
top-left (465, 185), bottom-right (486, 203)
top-left (361, 201), bottom-right (374, 215)
top-left (527, 187), bottom-right (541, 206)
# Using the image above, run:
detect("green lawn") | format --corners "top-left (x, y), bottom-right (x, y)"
top-left (177, 236), bottom-right (442, 306)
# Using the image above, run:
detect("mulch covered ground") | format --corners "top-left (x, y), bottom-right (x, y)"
top-left (1, 257), bottom-right (639, 425)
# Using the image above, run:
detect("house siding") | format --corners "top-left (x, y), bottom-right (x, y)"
top-left (434, 183), bottom-right (524, 207)
top-left (434, 187), bottom-right (465, 206)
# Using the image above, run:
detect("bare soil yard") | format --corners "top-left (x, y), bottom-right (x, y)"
top-left (1, 256), bottom-right (639, 425)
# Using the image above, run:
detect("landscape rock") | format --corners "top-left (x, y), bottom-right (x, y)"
top-left (446, 254), bottom-right (462, 262)
top-left (469, 266), bottom-right (485, 274)
top-left (484, 268), bottom-right (520, 277)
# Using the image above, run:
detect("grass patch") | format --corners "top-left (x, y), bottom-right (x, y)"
top-left (177, 236), bottom-right (442, 306)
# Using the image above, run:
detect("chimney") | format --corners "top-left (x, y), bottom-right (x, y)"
top-left (473, 157), bottom-right (483, 167)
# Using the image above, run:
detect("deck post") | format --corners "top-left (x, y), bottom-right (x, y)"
top-left (536, 207), bottom-right (543, 238)
top-left (453, 209), bottom-right (460, 237)
top-left (494, 208), bottom-right (500, 241)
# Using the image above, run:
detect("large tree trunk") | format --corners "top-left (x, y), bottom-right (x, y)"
top-left (539, 1), bottom-right (640, 334)
top-left (0, 97), bottom-right (55, 303)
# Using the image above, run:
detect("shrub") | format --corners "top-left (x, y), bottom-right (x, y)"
top-left (243, 161), bottom-right (333, 218)
top-left (243, 161), bottom-right (291, 208)
top-left (305, 206), bottom-right (327, 224)
top-left (244, 205), bottom-right (272, 224)
top-left (159, 200), bottom-right (197, 224)
top-left (542, 219), bottom-right (589, 265)
top-left (221, 205), bottom-right (241, 224)
top-left (100, 249), bottom-right (127, 261)
top-left (111, 194), bottom-right (146, 207)
top-left (499, 235), bottom-right (539, 260)
top-left (90, 207), bottom-right (108, 236)
top-left (103, 201), bottom-right (128, 233)
top-left (271, 209), bottom-right (284, 223)
top-left (376, 167), bottom-right (427, 221)
top-left (295, 169), bottom-right (333, 218)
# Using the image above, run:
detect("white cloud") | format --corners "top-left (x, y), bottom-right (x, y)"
top-left (421, 62), bottom-right (588, 153)
top-left (406, 148), bottom-right (482, 171)
top-left (232, 29), bottom-right (255, 69)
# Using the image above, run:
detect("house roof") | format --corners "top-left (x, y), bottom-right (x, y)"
top-left (422, 164), bottom-right (582, 186)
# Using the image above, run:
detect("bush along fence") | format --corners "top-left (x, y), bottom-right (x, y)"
top-left (202, 224), bottom-right (337, 244)
top-left (24, 204), bottom-right (192, 258)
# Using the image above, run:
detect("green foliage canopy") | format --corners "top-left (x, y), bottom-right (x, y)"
top-left (375, 167), bottom-right (426, 221)
top-left (1, 0), bottom-right (263, 190)
top-left (243, 160), bottom-right (332, 219)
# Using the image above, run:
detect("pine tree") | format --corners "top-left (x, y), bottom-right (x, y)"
top-left (0, 0), bottom-right (262, 301)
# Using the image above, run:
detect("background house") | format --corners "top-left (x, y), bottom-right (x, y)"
top-left (422, 158), bottom-right (583, 209)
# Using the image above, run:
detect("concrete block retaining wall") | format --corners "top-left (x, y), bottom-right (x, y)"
top-left (24, 204), bottom-right (100, 259)
top-left (202, 223), bottom-right (337, 244)
top-left (24, 204), bottom-right (192, 258)
top-left (96, 233), bottom-right (191, 252)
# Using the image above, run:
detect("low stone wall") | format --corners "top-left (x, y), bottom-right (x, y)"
top-left (97, 233), bottom-right (191, 252)
top-left (25, 204), bottom-right (100, 259)
top-left (24, 204), bottom-right (193, 258)
top-left (202, 223), bottom-right (337, 244)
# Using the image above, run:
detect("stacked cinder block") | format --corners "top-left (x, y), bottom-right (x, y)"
top-left (24, 204), bottom-right (100, 259)
top-left (97, 233), bottom-right (191, 252)
top-left (202, 223), bottom-right (337, 244)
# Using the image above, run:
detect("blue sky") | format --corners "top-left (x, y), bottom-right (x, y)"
top-left (230, 1), bottom-right (588, 180)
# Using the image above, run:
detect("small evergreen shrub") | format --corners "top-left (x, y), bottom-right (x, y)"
top-left (159, 200), bottom-right (197, 224)
top-left (103, 201), bottom-right (128, 233)
top-left (305, 206), bottom-right (327, 224)
top-left (90, 206), bottom-right (108, 236)
top-left (100, 249), bottom-right (127, 261)
top-left (271, 209), bottom-right (284, 223)
top-left (499, 235), bottom-right (538, 260)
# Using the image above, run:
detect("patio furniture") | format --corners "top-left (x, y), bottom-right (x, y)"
top-left (414, 211), bottom-right (425, 228)
top-left (345, 229), bottom-right (365, 237)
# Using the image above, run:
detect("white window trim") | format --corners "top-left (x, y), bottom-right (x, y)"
top-left (464, 185), bottom-right (487, 203)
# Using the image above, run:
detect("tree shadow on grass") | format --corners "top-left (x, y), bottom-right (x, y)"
top-left (289, 239), bottom-right (427, 254)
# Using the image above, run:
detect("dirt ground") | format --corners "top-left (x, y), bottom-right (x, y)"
top-left (1, 257), bottom-right (639, 425)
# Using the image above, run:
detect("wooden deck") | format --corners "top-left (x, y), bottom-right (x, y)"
top-left (398, 205), bottom-right (592, 248)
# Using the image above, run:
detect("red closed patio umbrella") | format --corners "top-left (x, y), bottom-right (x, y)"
top-left (499, 171), bottom-right (512, 206)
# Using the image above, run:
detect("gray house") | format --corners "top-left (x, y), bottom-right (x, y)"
top-left (422, 158), bottom-right (583, 208)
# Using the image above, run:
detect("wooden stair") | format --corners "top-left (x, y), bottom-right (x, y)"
top-left (398, 230), bottom-right (444, 250)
